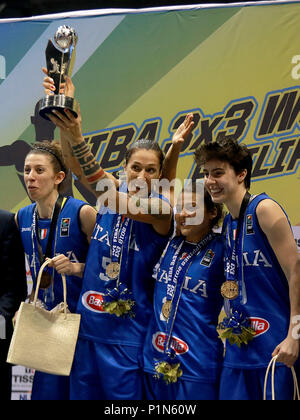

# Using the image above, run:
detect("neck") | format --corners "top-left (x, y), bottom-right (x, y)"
top-left (36, 191), bottom-right (59, 219)
top-left (225, 188), bottom-right (248, 219)
top-left (184, 227), bottom-right (211, 244)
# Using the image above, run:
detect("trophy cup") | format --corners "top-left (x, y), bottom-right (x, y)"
top-left (38, 25), bottom-right (78, 120)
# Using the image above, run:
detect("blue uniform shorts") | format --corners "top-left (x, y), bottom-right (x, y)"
top-left (144, 372), bottom-right (220, 400)
top-left (31, 371), bottom-right (70, 400)
top-left (70, 338), bottom-right (145, 400)
top-left (219, 364), bottom-right (300, 400)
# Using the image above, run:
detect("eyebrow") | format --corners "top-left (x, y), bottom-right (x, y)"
top-left (131, 161), bottom-right (157, 167)
top-left (203, 167), bottom-right (225, 172)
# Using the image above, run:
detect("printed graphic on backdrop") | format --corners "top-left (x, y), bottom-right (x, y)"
top-left (1, 0), bottom-right (300, 400)
top-left (0, 2), bottom-right (299, 224)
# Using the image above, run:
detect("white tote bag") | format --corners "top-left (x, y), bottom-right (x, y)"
top-left (7, 259), bottom-right (81, 376)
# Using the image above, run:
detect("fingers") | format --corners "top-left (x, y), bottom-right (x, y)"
top-left (180, 113), bottom-right (194, 138)
top-left (45, 111), bottom-right (66, 129)
top-left (42, 66), bottom-right (55, 95)
top-left (43, 77), bottom-right (66, 95)
top-left (184, 113), bottom-right (195, 130)
top-left (50, 254), bottom-right (73, 275)
top-left (46, 108), bottom-right (76, 128)
top-left (65, 76), bottom-right (75, 97)
top-left (271, 345), bottom-right (280, 358)
top-left (276, 352), bottom-right (296, 368)
top-left (272, 344), bottom-right (298, 368)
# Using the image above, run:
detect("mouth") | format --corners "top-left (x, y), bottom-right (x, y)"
top-left (208, 187), bottom-right (223, 197)
top-left (178, 220), bottom-right (191, 229)
top-left (27, 186), bottom-right (38, 193)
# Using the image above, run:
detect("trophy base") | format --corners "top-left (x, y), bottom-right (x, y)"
top-left (38, 95), bottom-right (78, 121)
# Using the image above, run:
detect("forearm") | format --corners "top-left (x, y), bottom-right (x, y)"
top-left (161, 143), bottom-right (182, 182)
top-left (71, 138), bottom-right (107, 194)
top-left (70, 262), bottom-right (85, 278)
top-left (288, 259), bottom-right (300, 337)
top-left (60, 130), bottom-right (83, 178)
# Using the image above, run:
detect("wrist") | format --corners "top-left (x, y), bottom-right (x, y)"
top-left (69, 135), bottom-right (85, 146)
top-left (171, 142), bottom-right (183, 150)
top-left (71, 263), bottom-right (85, 278)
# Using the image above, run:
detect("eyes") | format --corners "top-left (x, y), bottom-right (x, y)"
top-left (203, 169), bottom-right (225, 179)
top-left (24, 166), bottom-right (45, 175)
top-left (175, 201), bottom-right (200, 214)
top-left (130, 164), bottom-right (157, 175)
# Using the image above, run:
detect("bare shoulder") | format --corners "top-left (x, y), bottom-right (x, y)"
top-left (79, 204), bottom-right (97, 242)
top-left (79, 204), bottom-right (97, 220)
top-left (256, 198), bottom-right (287, 230)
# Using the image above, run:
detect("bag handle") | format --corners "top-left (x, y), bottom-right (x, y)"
top-left (33, 259), bottom-right (68, 317)
top-left (263, 355), bottom-right (300, 400)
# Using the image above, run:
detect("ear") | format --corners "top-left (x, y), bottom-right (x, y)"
top-left (238, 169), bottom-right (247, 184)
top-left (55, 171), bottom-right (66, 186)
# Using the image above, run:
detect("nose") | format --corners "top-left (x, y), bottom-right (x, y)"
top-left (180, 208), bottom-right (189, 218)
top-left (204, 173), bottom-right (216, 185)
top-left (137, 169), bottom-right (147, 180)
top-left (25, 169), bottom-right (35, 180)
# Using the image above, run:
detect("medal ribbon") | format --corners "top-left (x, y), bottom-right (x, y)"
top-left (111, 214), bottom-right (131, 271)
top-left (31, 195), bottom-right (66, 303)
top-left (163, 232), bottom-right (215, 359)
top-left (33, 195), bottom-right (64, 265)
top-left (224, 191), bottom-right (251, 315)
top-left (105, 214), bottom-right (133, 301)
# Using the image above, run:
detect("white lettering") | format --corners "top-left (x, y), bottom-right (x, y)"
top-left (292, 315), bottom-right (300, 339)
top-left (0, 55), bottom-right (5, 80)
top-left (291, 55), bottom-right (300, 80)
top-left (183, 276), bottom-right (207, 296)
top-left (157, 269), bottom-right (169, 284)
top-left (252, 250), bottom-right (272, 267)
top-left (0, 315), bottom-right (6, 339)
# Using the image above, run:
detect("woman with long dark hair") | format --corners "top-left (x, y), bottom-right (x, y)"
top-left (43, 72), bottom-right (195, 399)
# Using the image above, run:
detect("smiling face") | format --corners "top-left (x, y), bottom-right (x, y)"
top-left (175, 191), bottom-right (216, 243)
top-left (24, 152), bottom-right (65, 202)
top-left (125, 149), bottom-right (162, 196)
top-left (203, 159), bottom-right (247, 206)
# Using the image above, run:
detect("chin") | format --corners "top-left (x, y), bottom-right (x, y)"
top-left (27, 191), bottom-right (38, 201)
top-left (210, 193), bottom-right (224, 204)
top-left (180, 226), bottom-right (192, 237)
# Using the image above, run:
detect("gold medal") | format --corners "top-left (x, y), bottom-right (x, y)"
top-left (106, 262), bottom-right (120, 279)
top-left (220, 281), bottom-right (239, 300)
top-left (162, 300), bottom-right (172, 320)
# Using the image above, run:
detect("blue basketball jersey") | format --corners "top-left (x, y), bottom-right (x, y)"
top-left (18, 197), bottom-right (90, 312)
top-left (143, 234), bottom-right (225, 383)
top-left (223, 193), bottom-right (293, 368)
top-left (76, 190), bottom-right (170, 347)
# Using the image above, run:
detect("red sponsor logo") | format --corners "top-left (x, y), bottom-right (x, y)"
top-left (152, 332), bottom-right (189, 355)
top-left (82, 291), bottom-right (105, 313)
top-left (249, 317), bottom-right (270, 337)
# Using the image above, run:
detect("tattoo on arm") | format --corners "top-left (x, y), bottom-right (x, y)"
top-left (72, 140), bottom-right (106, 191)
